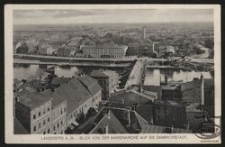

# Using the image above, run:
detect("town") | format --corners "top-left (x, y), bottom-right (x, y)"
top-left (13, 22), bottom-right (214, 134)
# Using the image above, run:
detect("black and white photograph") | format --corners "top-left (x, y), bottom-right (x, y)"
top-left (5, 4), bottom-right (221, 144)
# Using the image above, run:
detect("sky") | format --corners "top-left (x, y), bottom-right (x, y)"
top-left (13, 9), bottom-right (213, 25)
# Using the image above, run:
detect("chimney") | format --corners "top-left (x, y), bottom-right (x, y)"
top-left (107, 110), bottom-right (110, 119)
top-left (103, 124), bottom-right (108, 134)
top-left (126, 110), bottom-right (131, 127)
top-left (200, 74), bottom-right (204, 105)
top-left (171, 125), bottom-right (174, 133)
top-left (142, 27), bottom-right (146, 40)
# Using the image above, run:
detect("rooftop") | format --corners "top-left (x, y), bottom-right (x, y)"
top-left (90, 70), bottom-right (109, 78)
top-left (109, 91), bottom-right (151, 106)
top-left (78, 75), bottom-right (102, 95)
top-left (90, 110), bottom-right (127, 134)
top-left (14, 90), bottom-right (53, 110)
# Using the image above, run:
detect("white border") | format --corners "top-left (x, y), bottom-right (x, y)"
top-left (5, 4), bottom-right (221, 144)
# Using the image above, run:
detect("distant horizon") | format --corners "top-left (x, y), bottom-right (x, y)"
top-left (13, 9), bottom-right (213, 25)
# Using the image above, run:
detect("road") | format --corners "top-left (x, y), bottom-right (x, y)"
top-left (13, 58), bottom-right (132, 68)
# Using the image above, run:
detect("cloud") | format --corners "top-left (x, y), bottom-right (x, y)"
top-left (13, 10), bottom-right (96, 19)
top-left (13, 9), bottom-right (213, 25)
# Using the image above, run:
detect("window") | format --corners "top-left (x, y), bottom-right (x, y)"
top-left (48, 129), bottom-right (50, 133)
top-left (39, 122), bottom-right (41, 129)
top-left (53, 126), bottom-right (56, 131)
top-left (43, 131), bottom-right (46, 134)
top-left (33, 114), bottom-right (36, 120)
top-left (43, 109), bottom-right (46, 114)
top-left (61, 121), bottom-right (63, 125)
top-left (57, 123), bottom-right (59, 128)
top-left (48, 107), bottom-right (50, 111)
top-left (64, 108), bottom-right (66, 112)
top-left (33, 126), bottom-right (36, 132)
top-left (48, 117), bottom-right (50, 122)
top-left (38, 111), bottom-right (41, 117)
top-left (43, 120), bottom-right (46, 125)
top-left (61, 109), bottom-right (63, 115)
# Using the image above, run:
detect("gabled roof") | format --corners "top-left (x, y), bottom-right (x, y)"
top-left (78, 75), bottom-right (102, 95)
top-left (14, 90), bottom-right (53, 109)
top-left (90, 110), bottom-right (127, 134)
top-left (51, 77), bottom-right (71, 85)
top-left (109, 91), bottom-right (151, 106)
top-left (90, 70), bottom-right (109, 78)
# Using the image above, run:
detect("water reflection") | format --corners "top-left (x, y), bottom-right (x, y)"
top-left (144, 69), bottom-right (212, 86)
top-left (14, 65), bottom-right (213, 86)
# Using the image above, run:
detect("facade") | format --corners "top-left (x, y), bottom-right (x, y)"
top-left (81, 45), bottom-right (128, 58)
top-left (50, 90), bottom-right (68, 134)
top-left (90, 69), bottom-right (119, 100)
top-left (181, 76), bottom-right (203, 103)
top-left (14, 91), bottom-right (53, 134)
top-left (57, 48), bottom-right (71, 57)
top-left (153, 100), bottom-right (187, 128)
top-left (90, 70), bottom-right (109, 101)
top-left (16, 42), bottom-right (29, 54)
top-left (14, 75), bottom-right (102, 134)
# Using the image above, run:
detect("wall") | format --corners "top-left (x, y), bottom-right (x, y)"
top-left (30, 100), bottom-right (52, 134)
top-left (51, 100), bottom-right (67, 134)
top-left (15, 102), bottom-right (31, 133)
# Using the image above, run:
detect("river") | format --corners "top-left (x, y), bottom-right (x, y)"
top-left (14, 65), bottom-right (213, 86)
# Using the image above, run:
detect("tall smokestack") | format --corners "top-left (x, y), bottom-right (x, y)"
top-left (142, 27), bottom-right (146, 40)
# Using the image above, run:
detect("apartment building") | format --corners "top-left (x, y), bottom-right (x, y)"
top-left (81, 45), bottom-right (128, 58)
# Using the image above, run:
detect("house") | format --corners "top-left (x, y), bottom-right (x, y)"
top-left (16, 42), bottom-right (29, 54)
top-left (57, 47), bottom-right (71, 57)
top-left (153, 100), bottom-right (187, 128)
top-left (81, 45), bottom-right (128, 58)
top-left (47, 45), bottom-right (59, 56)
top-left (109, 90), bottom-right (154, 124)
top-left (89, 110), bottom-right (128, 134)
top-left (52, 76), bottom-right (102, 127)
top-left (90, 69), bottom-right (119, 100)
top-left (14, 90), bottom-right (53, 134)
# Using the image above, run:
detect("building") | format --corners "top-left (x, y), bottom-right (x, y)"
top-left (14, 75), bottom-right (102, 134)
top-left (57, 47), bottom-right (71, 57)
top-left (58, 76), bottom-right (102, 127)
top-left (14, 90), bottom-right (53, 134)
top-left (49, 90), bottom-right (68, 134)
top-left (109, 90), bottom-right (155, 124)
top-left (15, 42), bottom-right (29, 54)
top-left (153, 100), bottom-right (187, 128)
top-left (90, 70), bottom-right (109, 101)
top-left (181, 75), bottom-right (204, 103)
top-left (81, 45), bottom-right (128, 58)
top-left (161, 82), bottom-right (182, 101)
top-left (126, 43), bottom-right (140, 56)
top-left (90, 69), bottom-right (119, 100)
top-left (89, 109), bottom-right (128, 134)
top-left (142, 27), bottom-right (146, 40)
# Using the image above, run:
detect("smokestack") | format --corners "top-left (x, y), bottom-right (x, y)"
top-left (142, 27), bottom-right (146, 40)
top-left (126, 110), bottom-right (131, 127)
top-left (103, 124), bottom-right (108, 134)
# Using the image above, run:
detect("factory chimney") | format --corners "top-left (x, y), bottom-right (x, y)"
top-left (142, 27), bottom-right (146, 40)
